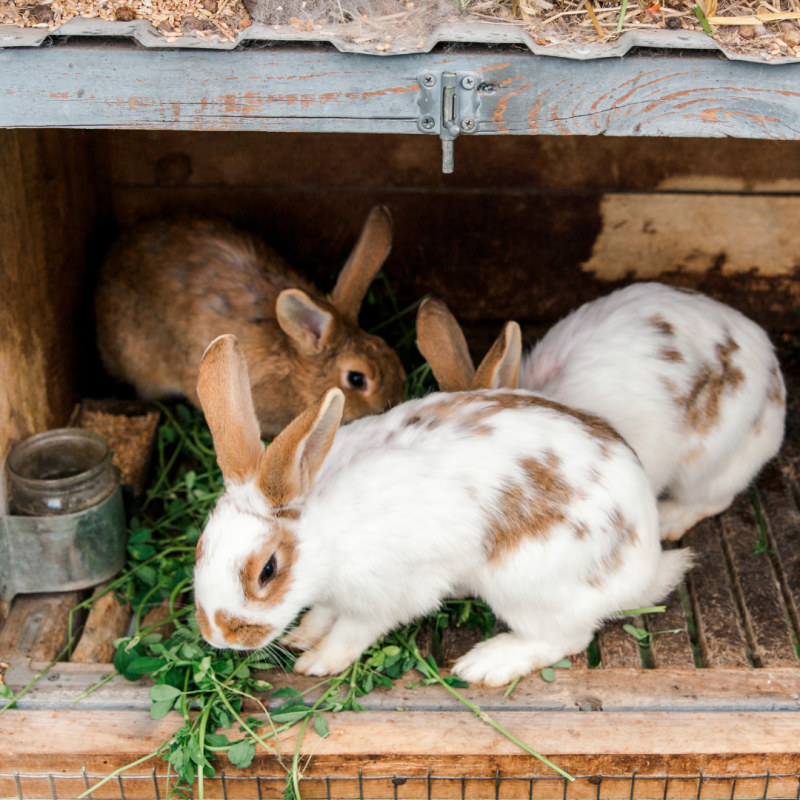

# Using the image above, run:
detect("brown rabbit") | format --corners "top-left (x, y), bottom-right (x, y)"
top-left (95, 207), bottom-right (406, 436)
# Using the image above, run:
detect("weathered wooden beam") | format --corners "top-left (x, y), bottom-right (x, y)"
top-left (3, 45), bottom-right (800, 137)
top-left (3, 709), bottom-right (800, 800)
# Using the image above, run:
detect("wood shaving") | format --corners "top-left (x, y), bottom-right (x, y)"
top-left (0, 0), bottom-right (797, 56)
top-left (0, 0), bottom-right (248, 39)
top-left (79, 410), bottom-right (159, 487)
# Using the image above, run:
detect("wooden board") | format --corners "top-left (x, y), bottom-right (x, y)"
top-left (70, 587), bottom-right (132, 664)
top-left (2, 709), bottom-right (800, 800)
top-left (0, 129), bottom-right (98, 467)
top-left (719, 494), bottom-right (799, 668)
top-left (685, 519), bottom-right (750, 669)
top-left (0, 592), bottom-right (83, 663)
top-left (3, 46), bottom-right (800, 139)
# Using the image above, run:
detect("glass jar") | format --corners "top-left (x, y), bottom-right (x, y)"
top-left (6, 428), bottom-right (119, 516)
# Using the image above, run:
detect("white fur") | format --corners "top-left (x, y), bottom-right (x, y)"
top-left (195, 389), bottom-right (690, 685)
top-left (519, 284), bottom-right (786, 540)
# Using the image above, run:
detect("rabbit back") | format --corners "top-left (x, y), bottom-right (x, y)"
top-left (519, 283), bottom-right (785, 538)
top-left (96, 218), bottom-right (305, 402)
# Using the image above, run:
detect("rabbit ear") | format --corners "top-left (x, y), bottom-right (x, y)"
top-left (416, 297), bottom-right (475, 393)
top-left (197, 334), bottom-right (264, 483)
top-left (276, 289), bottom-right (335, 354)
top-left (471, 322), bottom-right (522, 391)
top-left (329, 205), bottom-right (393, 323)
top-left (257, 388), bottom-right (345, 506)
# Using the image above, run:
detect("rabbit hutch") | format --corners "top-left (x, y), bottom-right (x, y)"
top-left (3, 8), bottom-right (800, 798)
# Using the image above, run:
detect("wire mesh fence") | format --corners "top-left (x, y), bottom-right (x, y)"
top-left (3, 769), bottom-right (800, 800)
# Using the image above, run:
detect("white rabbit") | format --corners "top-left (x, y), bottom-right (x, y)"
top-left (193, 333), bottom-right (690, 686)
top-left (517, 283), bottom-right (786, 541)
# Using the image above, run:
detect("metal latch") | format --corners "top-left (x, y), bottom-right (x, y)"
top-left (417, 70), bottom-right (480, 174)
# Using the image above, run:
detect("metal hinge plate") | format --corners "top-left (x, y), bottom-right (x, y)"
top-left (417, 70), bottom-right (480, 173)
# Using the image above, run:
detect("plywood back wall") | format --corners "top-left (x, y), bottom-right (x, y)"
top-left (96, 131), bottom-right (800, 333)
top-left (0, 130), bottom-right (100, 467)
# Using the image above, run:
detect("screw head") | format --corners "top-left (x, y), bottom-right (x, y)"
top-left (461, 75), bottom-right (476, 90)
top-left (422, 73), bottom-right (436, 87)
top-left (461, 118), bottom-right (475, 132)
top-left (420, 115), bottom-right (435, 130)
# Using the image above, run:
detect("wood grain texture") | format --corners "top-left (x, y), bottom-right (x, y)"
top-left (685, 518), bottom-right (749, 668)
top-left (3, 47), bottom-right (800, 138)
top-left (97, 130), bottom-right (800, 193)
top-left (70, 586), bottom-right (132, 664)
top-left (719, 493), bottom-right (798, 668)
top-left (756, 462), bottom-right (800, 643)
top-left (3, 709), bottom-right (800, 800)
top-left (646, 587), bottom-right (696, 669)
top-left (0, 129), bottom-right (98, 466)
top-left (597, 619), bottom-right (642, 669)
top-left (0, 592), bottom-right (82, 663)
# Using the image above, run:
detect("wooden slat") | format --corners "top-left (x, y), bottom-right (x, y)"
top-left (101, 130), bottom-right (800, 195)
top-left (646, 587), bottom-right (696, 669)
top-left (0, 592), bottom-right (82, 663)
top-left (685, 518), bottom-right (749, 668)
top-left (720, 493), bottom-right (798, 668)
top-left (597, 619), bottom-right (642, 669)
top-left (256, 667), bottom-right (800, 713)
top-left (70, 586), bottom-right (132, 664)
top-left (2, 709), bottom-right (800, 800)
top-left (3, 47), bottom-right (800, 139)
top-left (757, 461), bottom-right (800, 642)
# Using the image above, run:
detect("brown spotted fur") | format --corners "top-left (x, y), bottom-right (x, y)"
top-left (96, 213), bottom-right (405, 438)
top-left (683, 336), bottom-right (745, 433)
top-left (486, 451), bottom-right (573, 562)
top-left (402, 392), bottom-right (627, 448)
top-left (588, 509), bottom-right (640, 586)
top-left (649, 315), bottom-right (675, 337)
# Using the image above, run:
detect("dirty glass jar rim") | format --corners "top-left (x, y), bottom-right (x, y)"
top-left (7, 428), bottom-right (112, 491)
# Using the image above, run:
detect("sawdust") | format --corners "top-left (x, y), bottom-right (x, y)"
top-left (0, 0), bottom-right (797, 57)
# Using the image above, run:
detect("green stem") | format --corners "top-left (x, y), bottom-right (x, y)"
top-left (616, 0), bottom-right (627, 31)
top-left (71, 672), bottom-right (118, 706)
top-left (0, 635), bottom-right (76, 714)
top-left (77, 747), bottom-right (164, 798)
top-left (395, 633), bottom-right (574, 782)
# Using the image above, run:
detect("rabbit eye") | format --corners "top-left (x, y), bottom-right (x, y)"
top-left (347, 370), bottom-right (367, 390)
top-left (259, 555), bottom-right (277, 587)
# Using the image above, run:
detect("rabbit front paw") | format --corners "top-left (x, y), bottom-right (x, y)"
top-left (452, 633), bottom-right (572, 687)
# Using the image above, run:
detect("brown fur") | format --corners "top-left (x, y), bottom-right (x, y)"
top-left (403, 392), bottom-right (627, 449)
top-left (330, 206), bottom-right (393, 324)
top-left (95, 213), bottom-right (404, 438)
top-left (195, 535), bottom-right (205, 563)
top-left (416, 298), bottom-right (475, 393)
top-left (660, 348), bottom-right (684, 363)
top-left (649, 315), bottom-right (675, 337)
top-left (683, 337), bottom-right (745, 433)
top-left (275, 507), bottom-right (301, 520)
top-left (239, 527), bottom-right (298, 607)
top-left (486, 451), bottom-right (573, 562)
top-left (257, 388), bottom-right (344, 506)
top-left (588, 508), bottom-right (639, 586)
top-left (415, 299), bottom-right (521, 393)
top-left (195, 605), bottom-right (212, 640)
top-left (767, 365), bottom-right (785, 406)
top-left (197, 334), bottom-right (265, 482)
top-left (471, 322), bottom-right (521, 391)
top-left (214, 609), bottom-right (273, 648)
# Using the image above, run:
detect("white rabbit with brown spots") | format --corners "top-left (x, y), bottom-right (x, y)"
top-left (517, 283), bottom-right (785, 541)
top-left (192, 333), bottom-right (690, 686)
